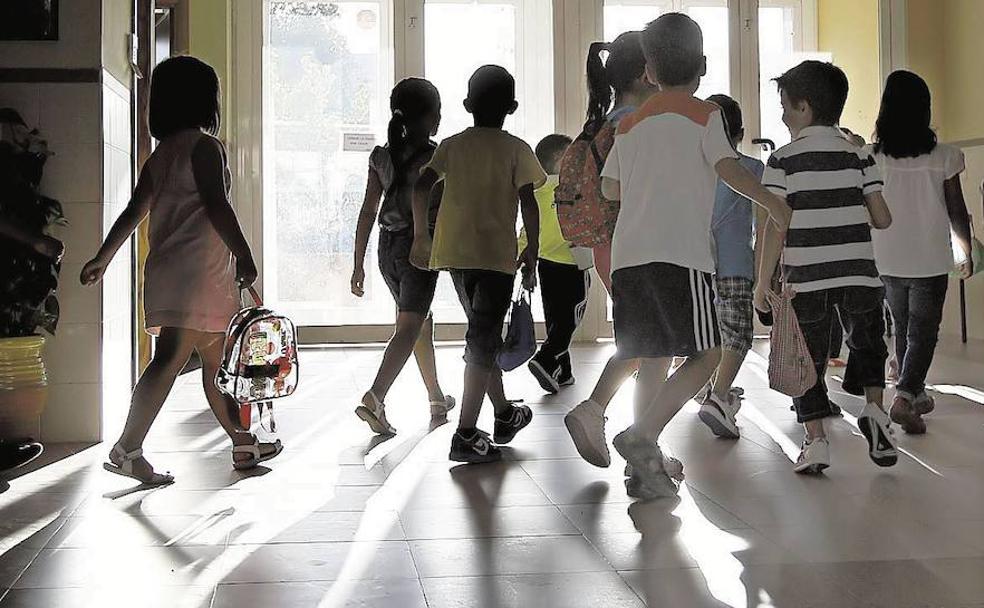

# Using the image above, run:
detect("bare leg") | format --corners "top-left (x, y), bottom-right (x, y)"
top-left (804, 418), bottom-right (826, 440)
top-left (590, 356), bottom-right (639, 410)
top-left (410, 313), bottom-right (446, 402)
top-left (711, 348), bottom-right (746, 399)
top-left (369, 312), bottom-right (428, 401)
top-left (864, 386), bottom-right (885, 411)
top-left (485, 367), bottom-right (511, 416)
top-left (632, 358), bottom-right (672, 421)
top-left (635, 348), bottom-right (721, 441)
top-left (112, 327), bottom-right (199, 478)
top-left (459, 363), bottom-right (493, 430)
top-left (196, 333), bottom-right (278, 463)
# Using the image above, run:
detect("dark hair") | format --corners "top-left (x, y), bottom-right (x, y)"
top-left (149, 56), bottom-right (220, 140)
top-left (874, 70), bottom-right (937, 158)
top-left (641, 13), bottom-right (704, 87)
top-left (585, 32), bottom-right (647, 125)
top-left (387, 77), bottom-right (441, 168)
top-left (466, 65), bottom-right (516, 124)
top-left (774, 60), bottom-right (848, 126)
top-left (535, 134), bottom-right (573, 174)
top-left (707, 94), bottom-right (743, 141)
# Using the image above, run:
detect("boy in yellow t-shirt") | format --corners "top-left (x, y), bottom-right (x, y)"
top-left (410, 65), bottom-right (544, 464)
top-left (519, 134), bottom-right (593, 394)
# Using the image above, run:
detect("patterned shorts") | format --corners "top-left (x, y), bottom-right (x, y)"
top-left (715, 276), bottom-right (754, 354)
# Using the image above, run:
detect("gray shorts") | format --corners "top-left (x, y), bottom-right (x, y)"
top-left (715, 276), bottom-right (754, 354)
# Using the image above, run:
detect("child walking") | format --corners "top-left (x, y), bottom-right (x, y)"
top-left (351, 78), bottom-right (455, 435)
top-left (601, 14), bottom-right (789, 497)
top-left (564, 32), bottom-right (660, 469)
top-left (756, 60), bottom-right (896, 474)
top-left (410, 65), bottom-right (543, 464)
top-left (697, 94), bottom-right (765, 439)
top-left (521, 134), bottom-right (593, 393)
top-left (81, 56), bottom-right (282, 485)
top-left (869, 70), bottom-right (974, 434)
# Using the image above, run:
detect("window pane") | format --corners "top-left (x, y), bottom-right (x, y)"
top-left (686, 3), bottom-right (729, 99)
top-left (263, 1), bottom-right (395, 326)
top-left (425, 0), bottom-right (554, 324)
top-left (604, 2), bottom-right (669, 41)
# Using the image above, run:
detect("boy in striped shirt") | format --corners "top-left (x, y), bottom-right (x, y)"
top-left (756, 60), bottom-right (896, 474)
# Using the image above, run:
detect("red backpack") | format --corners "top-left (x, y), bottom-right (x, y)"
top-left (555, 120), bottom-right (619, 247)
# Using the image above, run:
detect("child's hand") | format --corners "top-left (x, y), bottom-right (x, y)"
top-left (33, 235), bottom-right (64, 262)
top-left (236, 256), bottom-right (258, 288)
top-left (753, 283), bottom-right (773, 314)
top-left (957, 258), bottom-right (974, 280)
top-left (517, 245), bottom-right (537, 290)
top-left (351, 266), bottom-right (366, 297)
top-left (80, 256), bottom-right (108, 286)
top-left (410, 235), bottom-right (431, 270)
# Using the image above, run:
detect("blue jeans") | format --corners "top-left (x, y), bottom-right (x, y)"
top-left (882, 275), bottom-right (948, 397)
top-left (791, 286), bottom-right (888, 422)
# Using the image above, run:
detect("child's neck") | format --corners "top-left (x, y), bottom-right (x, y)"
top-left (659, 79), bottom-right (699, 95)
top-left (472, 117), bottom-right (506, 129)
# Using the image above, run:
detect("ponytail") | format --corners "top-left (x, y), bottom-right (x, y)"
top-left (386, 78), bottom-right (441, 194)
top-left (586, 41), bottom-right (612, 126)
top-left (387, 109), bottom-right (409, 165)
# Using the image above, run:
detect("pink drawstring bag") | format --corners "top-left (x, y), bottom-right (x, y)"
top-left (766, 284), bottom-right (817, 398)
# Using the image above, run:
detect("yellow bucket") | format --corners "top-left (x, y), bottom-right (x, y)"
top-left (0, 336), bottom-right (48, 390)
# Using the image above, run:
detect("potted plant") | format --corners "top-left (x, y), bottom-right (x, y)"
top-left (0, 108), bottom-right (65, 440)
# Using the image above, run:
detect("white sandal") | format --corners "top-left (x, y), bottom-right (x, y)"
top-left (233, 437), bottom-right (283, 470)
top-left (103, 445), bottom-right (174, 486)
top-left (430, 395), bottom-right (457, 418)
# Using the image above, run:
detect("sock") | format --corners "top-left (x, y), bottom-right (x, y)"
top-left (457, 427), bottom-right (478, 438)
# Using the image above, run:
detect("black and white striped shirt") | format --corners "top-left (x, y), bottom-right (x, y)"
top-left (763, 126), bottom-right (883, 292)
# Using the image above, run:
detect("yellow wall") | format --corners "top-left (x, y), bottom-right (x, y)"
top-left (188, 0), bottom-right (231, 138)
top-left (102, 0), bottom-right (133, 88)
top-left (942, 0), bottom-right (984, 142)
top-left (817, 0), bottom-right (880, 139)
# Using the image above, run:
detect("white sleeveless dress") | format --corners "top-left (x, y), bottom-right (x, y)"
top-left (143, 129), bottom-right (239, 335)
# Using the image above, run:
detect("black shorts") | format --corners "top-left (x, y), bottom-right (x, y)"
top-left (450, 269), bottom-right (515, 368)
top-left (612, 262), bottom-right (720, 359)
top-left (378, 229), bottom-right (439, 314)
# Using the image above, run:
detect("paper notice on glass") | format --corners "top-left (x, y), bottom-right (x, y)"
top-left (343, 133), bottom-right (376, 152)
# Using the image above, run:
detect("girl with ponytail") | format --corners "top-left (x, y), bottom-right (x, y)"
top-left (564, 31), bottom-right (660, 472)
top-left (352, 77), bottom-right (455, 436)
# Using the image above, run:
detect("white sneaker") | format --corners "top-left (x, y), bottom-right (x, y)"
top-left (913, 391), bottom-right (935, 416)
top-left (355, 391), bottom-right (396, 435)
top-left (625, 453), bottom-right (684, 481)
top-left (793, 437), bottom-right (830, 474)
top-left (857, 402), bottom-right (898, 467)
top-left (565, 400), bottom-right (610, 467)
top-left (698, 392), bottom-right (740, 439)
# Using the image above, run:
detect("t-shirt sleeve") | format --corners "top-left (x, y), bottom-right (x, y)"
top-left (762, 154), bottom-right (787, 196)
top-left (424, 140), bottom-right (449, 178)
top-left (514, 141), bottom-right (548, 190)
top-left (943, 145), bottom-right (966, 180)
top-left (600, 139), bottom-right (620, 181)
top-left (860, 151), bottom-right (883, 195)
top-left (702, 110), bottom-right (740, 166)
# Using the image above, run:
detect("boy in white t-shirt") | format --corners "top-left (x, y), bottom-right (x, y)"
top-left (600, 13), bottom-right (790, 498)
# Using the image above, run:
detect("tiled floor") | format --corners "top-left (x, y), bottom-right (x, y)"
top-left (2, 336), bottom-right (984, 607)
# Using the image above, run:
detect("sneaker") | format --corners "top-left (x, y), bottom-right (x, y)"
top-left (528, 358), bottom-right (561, 394)
top-left (449, 429), bottom-right (501, 463)
top-left (698, 392), bottom-right (740, 439)
top-left (621, 461), bottom-right (680, 499)
top-left (857, 402), bottom-right (899, 467)
top-left (430, 395), bottom-right (457, 418)
top-left (890, 395), bottom-right (926, 435)
top-left (793, 437), bottom-right (830, 475)
top-left (612, 428), bottom-right (680, 498)
top-left (913, 391), bottom-right (936, 416)
top-left (557, 371), bottom-right (576, 387)
top-left (355, 391), bottom-right (396, 435)
top-left (565, 400), bottom-right (610, 467)
top-left (625, 453), bottom-right (684, 482)
top-left (493, 403), bottom-right (533, 444)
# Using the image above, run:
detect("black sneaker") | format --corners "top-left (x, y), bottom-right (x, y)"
top-left (557, 369), bottom-right (575, 387)
top-left (528, 358), bottom-right (561, 394)
top-left (493, 404), bottom-right (533, 444)
top-left (449, 429), bottom-right (501, 464)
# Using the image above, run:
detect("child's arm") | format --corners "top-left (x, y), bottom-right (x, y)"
top-left (601, 177), bottom-right (620, 201)
top-left (518, 183), bottom-right (540, 290)
top-left (944, 175), bottom-right (974, 278)
top-left (410, 168), bottom-right (440, 270)
top-left (754, 208), bottom-right (786, 313)
top-left (715, 158), bottom-right (792, 231)
top-left (351, 166), bottom-right (383, 297)
top-left (192, 136), bottom-right (258, 287)
top-left (863, 192), bottom-right (892, 229)
top-left (80, 167), bottom-right (154, 285)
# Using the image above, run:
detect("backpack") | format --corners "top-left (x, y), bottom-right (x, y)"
top-left (555, 119), bottom-right (620, 247)
top-left (216, 288), bottom-right (299, 431)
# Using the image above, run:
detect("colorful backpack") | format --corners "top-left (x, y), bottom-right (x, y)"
top-left (555, 119), bottom-right (620, 247)
top-left (216, 288), bottom-right (299, 431)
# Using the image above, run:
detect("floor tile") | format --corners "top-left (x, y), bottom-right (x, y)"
top-left (421, 572), bottom-right (645, 608)
top-left (410, 536), bottom-right (612, 578)
top-left (211, 580), bottom-right (427, 608)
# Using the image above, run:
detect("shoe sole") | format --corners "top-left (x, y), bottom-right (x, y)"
top-left (449, 450), bottom-right (503, 464)
top-left (528, 360), bottom-right (560, 394)
top-left (858, 416), bottom-right (898, 467)
top-left (612, 434), bottom-right (677, 495)
top-left (625, 475), bottom-right (679, 499)
top-left (564, 413), bottom-right (610, 468)
top-left (355, 406), bottom-right (395, 436)
top-left (697, 405), bottom-right (740, 439)
top-left (793, 462), bottom-right (829, 475)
